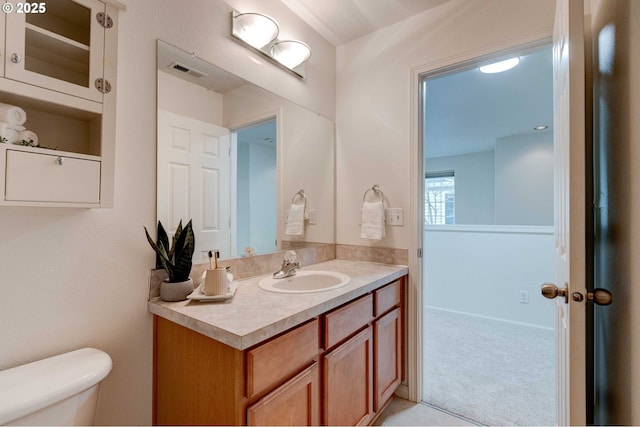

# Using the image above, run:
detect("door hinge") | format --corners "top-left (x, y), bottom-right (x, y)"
top-left (417, 248), bottom-right (423, 258)
top-left (96, 12), bottom-right (113, 28)
top-left (95, 78), bottom-right (111, 93)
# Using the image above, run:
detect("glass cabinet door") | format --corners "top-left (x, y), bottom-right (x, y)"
top-left (4, 0), bottom-right (106, 103)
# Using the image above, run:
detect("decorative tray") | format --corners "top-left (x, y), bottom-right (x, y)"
top-left (187, 281), bottom-right (237, 302)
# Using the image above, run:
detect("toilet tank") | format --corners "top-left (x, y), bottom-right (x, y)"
top-left (0, 348), bottom-right (112, 426)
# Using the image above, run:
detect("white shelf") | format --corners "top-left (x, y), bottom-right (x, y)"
top-left (25, 23), bottom-right (90, 51)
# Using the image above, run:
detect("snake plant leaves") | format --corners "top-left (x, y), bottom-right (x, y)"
top-left (155, 221), bottom-right (170, 269)
top-left (144, 219), bottom-right (195, 283)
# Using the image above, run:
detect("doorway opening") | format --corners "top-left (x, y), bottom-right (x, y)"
top-left (421, 44), bottom-right (556, 425)
top-left (230, 118), bottom-right (277, 257)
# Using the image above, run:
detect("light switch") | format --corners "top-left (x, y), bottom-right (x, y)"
top-left (386, 208), bottom-right (404, 226)
top-left (308, 209), bottom-right (317, 224)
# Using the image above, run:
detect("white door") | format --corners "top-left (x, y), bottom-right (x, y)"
top-left (157, 110), bottom-right (231, 261)
top-left (547, 0), bottom-right (587, 424)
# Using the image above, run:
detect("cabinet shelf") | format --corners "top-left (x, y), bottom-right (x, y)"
top-left (25, 24), bottom-right (90, 87)
top-left (25, 23), bottom-right (90, 51)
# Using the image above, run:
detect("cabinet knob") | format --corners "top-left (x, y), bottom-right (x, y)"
top-left (55, 156), bottom-right (65, 166)
top-left (10, 53), bottom-right (21, 64)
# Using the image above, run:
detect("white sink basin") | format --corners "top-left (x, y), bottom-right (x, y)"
top-left (258, 270), bottom-right (351, 294)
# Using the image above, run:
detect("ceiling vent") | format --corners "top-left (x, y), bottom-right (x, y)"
top-left (168, 61), bottom-right (207, 78)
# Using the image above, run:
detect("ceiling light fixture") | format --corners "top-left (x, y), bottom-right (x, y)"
top-left (231, 10), bottom-right (311, 78)
top-left (479, 57), bottom-right (520, 74)
top-left (534, 125), bottom-right (549, 130)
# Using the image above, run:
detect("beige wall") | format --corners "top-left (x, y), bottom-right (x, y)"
top-left (0, 0), bottom-right (335, 425)
top-left (335, 0), bottom-right (556, 248)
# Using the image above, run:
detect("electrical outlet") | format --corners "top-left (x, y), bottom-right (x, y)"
top-left (520, 290), bottom-right (529, 304)
top-left (386, 208), bottom-right (404, 226)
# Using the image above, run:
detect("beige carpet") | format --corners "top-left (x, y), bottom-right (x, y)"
top-left (423, 308), bottom-right (556, 426)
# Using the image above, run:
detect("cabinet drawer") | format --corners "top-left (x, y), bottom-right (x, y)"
top-left (246, 318), bottom-right (319, 399)
top-left (374, 280), bottom-right (402, 317)
top-left (5, 150), bottom-right (100, 204)
top-left (324, 294), bottom-right (373, 349)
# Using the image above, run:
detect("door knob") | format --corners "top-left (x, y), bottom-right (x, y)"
top-left (570, 289), bottom-right (613, 305)
top-left (587, 288), bottom-right (613, 306)
top-left (542, 283), bottom-right (613, 306)
top-left (541, 282), bottom-right (568, 303)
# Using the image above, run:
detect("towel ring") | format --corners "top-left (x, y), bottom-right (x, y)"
top-left (291, 189), bottom-right (309, 220)
top-left (291, 189), bottom-right (307, 206)
top-left (362, 184), bottom-right (385, 202)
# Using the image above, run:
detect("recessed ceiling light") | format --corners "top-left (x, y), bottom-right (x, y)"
top-left (534, 125), bottom-right (548, 131)
top-left (479, 57), bottom-right (520, 74)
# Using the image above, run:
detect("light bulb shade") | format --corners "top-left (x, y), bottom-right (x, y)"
top-left (479, 57), bottom-right (520, 74)
top-left (232, 12), bottom-right (279, 50)
top-left (270, 40), bottom-right (311, 69)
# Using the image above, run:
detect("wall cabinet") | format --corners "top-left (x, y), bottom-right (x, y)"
top-left (0, 0), bottom-right (123, 207)
top-left (153, 277), bottom-right (405, 426)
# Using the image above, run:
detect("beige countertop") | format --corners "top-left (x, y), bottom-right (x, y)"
top-left (148, 259), bottom-right (408, 350)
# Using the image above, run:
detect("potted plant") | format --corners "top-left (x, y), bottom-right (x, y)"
top-left (145, 219), bottom-right (195, 301)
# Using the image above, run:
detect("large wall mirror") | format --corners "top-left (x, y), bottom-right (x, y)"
top-left (156, 40), bottom-right (335, 261)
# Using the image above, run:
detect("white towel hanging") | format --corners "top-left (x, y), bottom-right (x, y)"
top-left (285, 203), bottom-right (305, 236)
top-left (360, 200), bottom-right (385, 240)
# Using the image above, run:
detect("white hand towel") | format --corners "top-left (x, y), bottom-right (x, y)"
top-left (0, 122), bottom-right (18, 144)
top-left (16, 130), bottom-right (38, 146)
top-left (285, 203), bottom-right (305, 236)
top-left (0, 103), bottom-right (27, 131)
top-left (360, 200), bottom-right (385, 240)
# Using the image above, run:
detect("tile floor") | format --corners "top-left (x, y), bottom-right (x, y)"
top-left (376, 398), bottom-right (478, 426)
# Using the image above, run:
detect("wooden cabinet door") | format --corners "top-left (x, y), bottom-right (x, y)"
top-left (323, 326), bottom-right (373, 426)
top-left (374, 307), bottom-right (402, 411)
top-left (247, 363), bottom-right (320, 426)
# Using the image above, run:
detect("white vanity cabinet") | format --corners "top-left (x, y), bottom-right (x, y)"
top-left (0, 0), bottom-right (123, 207)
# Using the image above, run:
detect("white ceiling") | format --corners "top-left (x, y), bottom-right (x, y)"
top-left (424, 46), bottom-right (553, 158)
top-left (279, 1), bottom-right (553, 158)
top-left (279, 0), bottom-right (449, 45)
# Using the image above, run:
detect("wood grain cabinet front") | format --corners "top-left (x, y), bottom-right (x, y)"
top-left (247, 363), bottom-right (320, 426)
top-left (323, 326), bottom-right (374, 426)
top-left (153, 276), bottom-right (406, 426)
top-left (246, 319), bottom-right (319, 399)
top-left (373, 307), bottom-right (402, 411)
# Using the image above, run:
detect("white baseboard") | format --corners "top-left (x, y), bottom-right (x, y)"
top-left (424, 305), bottom-right (554, 331)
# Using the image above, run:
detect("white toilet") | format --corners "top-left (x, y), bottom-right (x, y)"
top-left (0, 348), bottom-right (112, 426)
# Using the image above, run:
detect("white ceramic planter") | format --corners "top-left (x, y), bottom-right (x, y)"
top-left (160, 278), bottom-right (194, 302)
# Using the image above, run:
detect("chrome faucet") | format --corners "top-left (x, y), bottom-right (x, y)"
top-left (273, 250), bottom-right (300, 279)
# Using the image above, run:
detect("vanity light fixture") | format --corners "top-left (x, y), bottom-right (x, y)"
top-left (479, 57), bottom-right (520, 74)
top-left (231, 12), bottom-right (279, 50)
top-left (534, 125), bottom-right (549, 130)
top-left (231, 10), bottom-right (311, 78)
